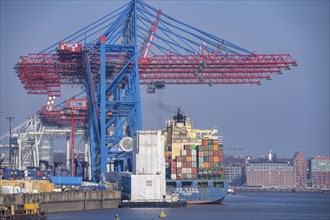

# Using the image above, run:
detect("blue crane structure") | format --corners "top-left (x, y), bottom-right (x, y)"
top-left (15, 0), bottom-right (297, 182)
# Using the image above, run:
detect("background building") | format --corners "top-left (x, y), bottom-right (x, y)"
top-left (292, 151), bottom-right (308, 188)
top-left (224, 155), bottom-right (245, 186)
top-left (225, 166), bottom-right (243, 186)
top-left (310, 156), bottom-right (330, 188)
top-left (246, 159), bottom-right (294, 188)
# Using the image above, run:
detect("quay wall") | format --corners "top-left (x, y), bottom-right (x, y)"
top-left (0, 190), bottom-right (121, 213)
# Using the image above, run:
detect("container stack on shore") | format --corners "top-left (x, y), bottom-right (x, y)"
top-left (165, 136), bottom-right (225, 180)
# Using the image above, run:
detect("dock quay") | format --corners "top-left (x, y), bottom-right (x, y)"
top-left (0, 190), bottom-right (121, 213)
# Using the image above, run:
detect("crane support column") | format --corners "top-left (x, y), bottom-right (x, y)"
top-left (66, 136), bottom-right (70, 169)
top-left (100, 36), bottom-right (107, 176)
top-left (71, 112), bottom-right (75, 176)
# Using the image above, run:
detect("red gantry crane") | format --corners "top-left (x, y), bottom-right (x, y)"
top-left (14, 0), bottom-right (297, 181)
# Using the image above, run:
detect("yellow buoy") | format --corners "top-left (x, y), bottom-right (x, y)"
top-left (159, 210), bottom-right (167, 218)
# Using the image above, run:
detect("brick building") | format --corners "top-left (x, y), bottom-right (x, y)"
top-left (291, 151), bottom-right (308, 188)
top-left (246, 160), bottom-right (294, 188)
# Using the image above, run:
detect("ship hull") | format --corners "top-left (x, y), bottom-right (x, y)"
top-left (186, 197), bottom-right (225, 205)
top-left (166, 179), bottom-right (228, 205)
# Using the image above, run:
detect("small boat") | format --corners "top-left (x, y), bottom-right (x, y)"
top-left (227, 188), bottom-right (235, 195)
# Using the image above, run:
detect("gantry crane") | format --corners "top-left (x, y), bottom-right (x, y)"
top-left (14, 0), bottom-right (297, 182)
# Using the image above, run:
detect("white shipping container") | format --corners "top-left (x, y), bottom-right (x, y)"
top-left (177, 162), bottom-right (182, 168)
top-left (134, 130), bottom-right (165, 175)
top-left (182, 150), bottom-right (186, 156)
top-left (131, 174), bottom-right (165, 201)
top-left (171, 174), bottom-right (177, 180)
top-left (192, 150), bottom-right (196, 156)
top-left (182, 168), bottom-right (187, 173)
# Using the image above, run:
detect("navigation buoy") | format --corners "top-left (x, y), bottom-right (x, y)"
top-left (159, 209), bottom-right (167, 218)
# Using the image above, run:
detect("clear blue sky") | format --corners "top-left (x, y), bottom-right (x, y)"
top-left (1, 0), bottom-right (329, 158)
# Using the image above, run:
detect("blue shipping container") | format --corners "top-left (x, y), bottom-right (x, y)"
top-left (51, 176), bottom-right (82, 187)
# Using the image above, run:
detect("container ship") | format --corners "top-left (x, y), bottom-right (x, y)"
top-left (163, 108), bottom-right (228, 204)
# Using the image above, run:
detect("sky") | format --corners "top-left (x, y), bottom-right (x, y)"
top-left (0, 0), bottom-right (329, 159)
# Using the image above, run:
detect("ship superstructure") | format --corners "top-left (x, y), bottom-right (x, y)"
top-left (164, 108), bottom-right (218, 162)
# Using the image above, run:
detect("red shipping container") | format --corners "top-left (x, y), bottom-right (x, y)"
top-left (209, 151), bottom-right (214, 156)
top-left (176, 156), bottom-right (182, 162)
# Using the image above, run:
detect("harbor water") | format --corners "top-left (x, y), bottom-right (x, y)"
top-left (48, 192), bottom-right (330, 220)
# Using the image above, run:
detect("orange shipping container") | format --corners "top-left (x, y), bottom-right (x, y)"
top-left (214, 156), bottom-right (219, 162)
top-left (213, 145), bottom-right (218, 151)
top-left (165, 151), bottom-right (169, 157)
top-left (203, 162), bottom-right (209, 168)
top-left (187, 156), bottom-right (192, 162)
top-left (198, 151), bottom-right (204, 157)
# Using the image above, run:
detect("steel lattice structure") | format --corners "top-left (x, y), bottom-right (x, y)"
top-left (14, 0), bottom-right (297, 182)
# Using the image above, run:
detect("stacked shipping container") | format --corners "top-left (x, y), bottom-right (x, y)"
top-left (197, 137), bottom-right (225, 180)
top-left (165, 137), bottom-right (225, 180)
